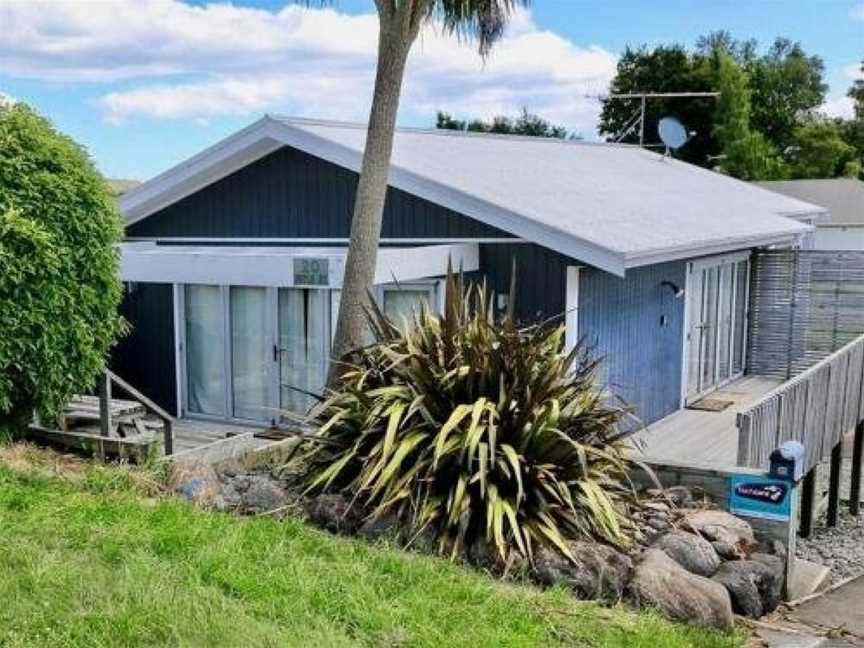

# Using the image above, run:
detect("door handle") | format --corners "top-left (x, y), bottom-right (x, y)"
top-left (273, 344), bottom-right (281, 362)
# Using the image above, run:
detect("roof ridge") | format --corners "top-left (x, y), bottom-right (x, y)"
top-left (267, 113), bottom-right (641, 149)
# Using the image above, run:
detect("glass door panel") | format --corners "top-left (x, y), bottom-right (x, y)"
top-left (279, 288), bottom-right (329, 416)
top-left (733, 261), bottom-right (748, 374)
top-left (686, 269), bottom-right (705, 398)
top-left (185, 285), bottom-right (227, 417)
top-left (230, 287), bottom-right (271, 421)
top-left (717, 264), bottom-right (734, 382)
top-left (700, 267), bottom-right (719, 392)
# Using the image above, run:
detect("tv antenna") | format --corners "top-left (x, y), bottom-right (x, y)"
top-left (605, 91), bottom-right (720, 147)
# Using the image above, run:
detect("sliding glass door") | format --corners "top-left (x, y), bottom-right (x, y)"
top-left (685, 255), bottom-right (750, 403)
top-left (278, 288), bottom-right (329, 416)
top-left (182, 285), bottom-right (331, 424)
top-left (185, 285), bottom-right (227, 417)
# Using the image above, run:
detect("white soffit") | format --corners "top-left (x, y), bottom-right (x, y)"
top-left (119, 243), bottom-right (478, 288)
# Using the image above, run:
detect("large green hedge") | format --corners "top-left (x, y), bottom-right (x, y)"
top-left (0, 104), bottom-right (125, 432)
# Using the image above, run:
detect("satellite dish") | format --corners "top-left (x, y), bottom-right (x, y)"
top-left (658, 116), bottom-right (689, 151)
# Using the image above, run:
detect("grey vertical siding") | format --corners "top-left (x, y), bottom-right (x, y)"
top-left (110, 282), bottom-right (177, 414)
top-left (127, 146), bottom-right (512, 240)
top-left (578, 261), bottom-right (687, 426)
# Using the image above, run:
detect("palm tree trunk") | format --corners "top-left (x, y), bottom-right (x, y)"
top-left (327, 9), bottom-right (419, 384)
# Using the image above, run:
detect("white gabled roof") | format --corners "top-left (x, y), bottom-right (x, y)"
top-left (756, 179), bottom-right (864, 227)
top-left (121, 115), bottom-right (820, 277)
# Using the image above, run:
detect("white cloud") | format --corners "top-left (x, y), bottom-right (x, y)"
top-left (821, 95), bottom-right (856, 119)
top-left (846, 62), bottom-right (864, 80)
top-left (851, 1), bottom-right (864, 20)
top-left (0, 0), bottom-right (617, 136)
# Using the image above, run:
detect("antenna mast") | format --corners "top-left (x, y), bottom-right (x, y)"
top-left (605, 92), bottom-right (720, 147)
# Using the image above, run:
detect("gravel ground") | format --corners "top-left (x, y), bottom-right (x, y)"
top-left (795, 455), bottom-right (864, 582)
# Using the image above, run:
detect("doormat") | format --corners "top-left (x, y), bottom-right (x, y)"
top-left (687, 398), bottom-right (734, 412)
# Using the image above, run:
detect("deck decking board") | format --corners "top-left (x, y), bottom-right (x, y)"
top-left (629, 375), bottom-right (783, 470)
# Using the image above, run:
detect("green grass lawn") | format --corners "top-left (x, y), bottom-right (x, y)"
top-left (0, 445), bottom-right (744, 648)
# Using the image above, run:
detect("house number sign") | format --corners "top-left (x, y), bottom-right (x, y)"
top-left (293, 258), bottom-right (329, 286)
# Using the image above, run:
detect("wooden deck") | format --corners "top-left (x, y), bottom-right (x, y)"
top-left (628, 375), bottom-right (783, 469)
top-left (173, 418), bottom-right (265, 453)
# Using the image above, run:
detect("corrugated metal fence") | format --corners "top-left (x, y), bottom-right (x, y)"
top-left (738, 249), bottom-right (864, 471)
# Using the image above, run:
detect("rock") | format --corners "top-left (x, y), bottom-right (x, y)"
top-left (357, 513), bottom-right (400, 542)
top-left (657, 531), bottom-right (721, 577)
top-left (240, 474), bottom-right (288, 514)
top-left (629, 549), bottom-right (734, 631)
top-left (646, 516), bottom-right (671, 532)
top-left (712, 559), bottom-right (781, 618)
top-left (682, 510), bottom-right (755, 553)
top-left (533, 541), bottom-right (633, 601)
top-left (303, 493), bottom-right (364, 534)
top-left (664, 486), bottom-right (695, 508)
top-left (169, 463), bottom-right (221, 506)
top-left (712, 541), bottom-right (742, 561)
top-left (749, 553), bottom-right (784, 613)
top-left (211, 480), bottom-right (242, 512)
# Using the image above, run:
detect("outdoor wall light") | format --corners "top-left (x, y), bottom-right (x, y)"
top-left (661, 280), bottom-right (685, 298)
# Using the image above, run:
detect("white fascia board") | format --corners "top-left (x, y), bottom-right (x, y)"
top-left (120, 244), bottom-right (347, 288)
top-left (374, 244), bottom-right (479, 284)
top-left (121, 118), bottom-right (285, 225)
top-left (622, 230), bottom-right (810, 269)
top-left (120, 243), bottom-right (476, 289)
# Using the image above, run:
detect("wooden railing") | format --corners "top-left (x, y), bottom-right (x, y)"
top-left (737, 332), bottom-right (864, 473)
top-left (99, 369), bottom-right (175, 455)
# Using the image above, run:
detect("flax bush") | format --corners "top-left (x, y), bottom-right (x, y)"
top-left (303, 272), bottom-right (637, 564)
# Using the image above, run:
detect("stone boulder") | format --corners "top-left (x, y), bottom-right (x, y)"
top-left (629, 549), bottom-right (734, 631)
top-left (711, 559), bottom-right (781, 618)
top-left (749, 553), bottom-right (785, 613)
top-left (656, 531), bottom-right (721, 577)
top-left (169, 462), bottom-right (221, 507)
top-left (239, 474), bottom-right (289, 514)
top-left (532, 541), bottom-right (633, 601)
top-left (682, 510), bottom-right (756, 554)
top-left (302, 493), bottom-right (364, 534)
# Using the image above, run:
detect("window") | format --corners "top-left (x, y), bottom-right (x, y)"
top-left (381, 284), bottom-right (437, 323)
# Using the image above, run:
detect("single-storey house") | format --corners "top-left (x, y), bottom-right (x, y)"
top-left (114, 115), bottom-right (823, 431)
top-left (756, 179), bottom-right (864, 250)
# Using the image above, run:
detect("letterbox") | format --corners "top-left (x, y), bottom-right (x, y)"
top-left (769, 441), bottom-right (805, 482)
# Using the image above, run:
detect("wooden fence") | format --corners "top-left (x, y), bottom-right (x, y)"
top-left (737, 332), bottom-right (864, 472)
top-left (747, 249), bottom-right (864, 379)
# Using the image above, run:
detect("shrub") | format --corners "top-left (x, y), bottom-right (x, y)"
top-left (0, 104), bottom-right (124, 433)
top-left (302, 273), bottom-right (637, 564)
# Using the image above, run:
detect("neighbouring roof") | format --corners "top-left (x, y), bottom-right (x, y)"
top-left (121, 116), bottom-right (819, 277)
top-left (755, 179), bottom-right (864, 227)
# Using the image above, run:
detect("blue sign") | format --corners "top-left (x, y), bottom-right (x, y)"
top-left (728, 474), bottom-right (792, 521)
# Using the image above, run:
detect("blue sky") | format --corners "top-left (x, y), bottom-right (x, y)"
top-left (1, 0), bottom-right (861, 181)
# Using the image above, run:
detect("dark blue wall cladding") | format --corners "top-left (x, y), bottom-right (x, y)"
top-left (476, 243), bottom-right (572, 325)
top-left (578, 261), bottom-right (687, 426)
top-left (110, 282), bottom-right (177, 415)
top-left (127, 145), bottom-right (513, 240)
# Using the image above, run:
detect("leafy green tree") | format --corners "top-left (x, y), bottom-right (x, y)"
top-left (436, 108), bottom-right (570, 138)
top-left (0, 104), bottom-right (124, 433)
top-left (711, 51), bottom-right (787, 180)
top-left (788, 120), bottom-right (855, 179)
top-left (747, 38), bottom-right (827, 150)
top-left (599, 45), bottom-right (716, 165)
top-left (599, 34), bottom-right (826, 172)
top-left (847, 59), bottom-right (863, 120)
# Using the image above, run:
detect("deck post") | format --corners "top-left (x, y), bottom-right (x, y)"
top-left (164, 419), bottom-right (174, 456)
top-left (827, 440), bottom-right (844, 527)
top-left (97, 371), bottom-right (112, 460)
top-left (799, 467), bottom-right (817, 538)
top-left (851, 421), bottom-right (863, 516)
